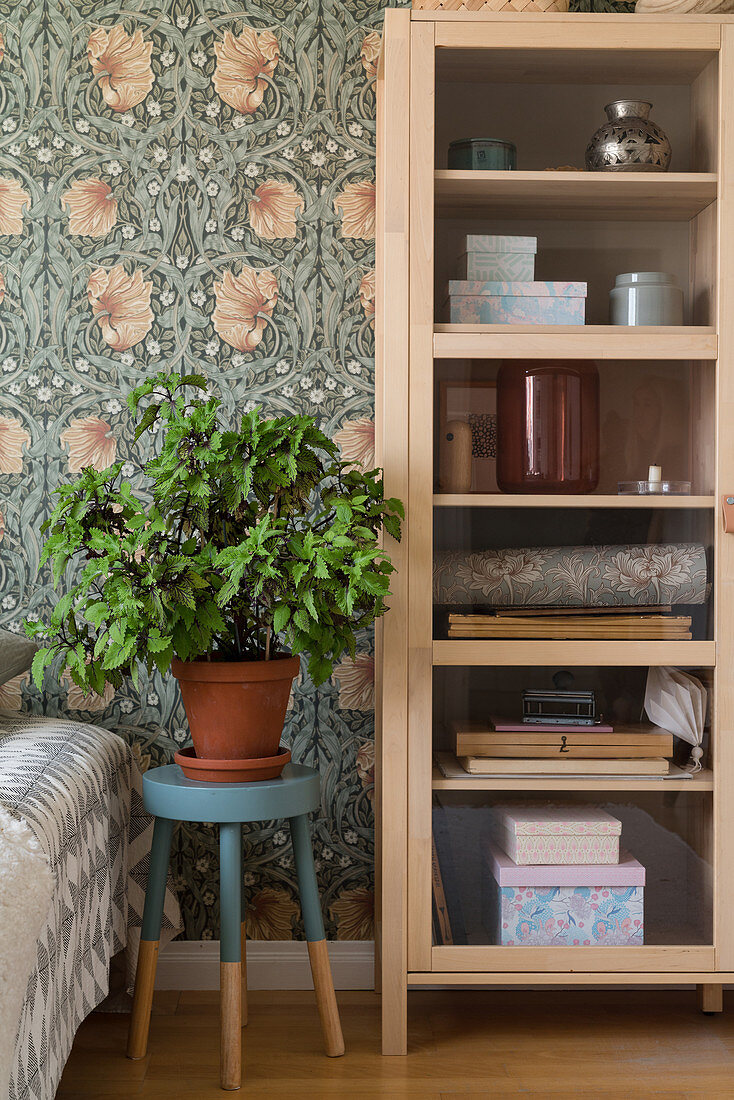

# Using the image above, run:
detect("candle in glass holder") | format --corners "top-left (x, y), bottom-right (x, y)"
top-left (648, 464), bottom-right (662, 492)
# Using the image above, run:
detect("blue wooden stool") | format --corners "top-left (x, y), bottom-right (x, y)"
top-left (126, 763), bottom-right (345, 1090)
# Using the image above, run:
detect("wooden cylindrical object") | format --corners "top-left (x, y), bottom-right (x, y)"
top-left (307, 940), bottom-right (346, 1057)
top-left (127, 939), bottom-right (160, 1060)
top-left (439, 419), bottom-right (472, 493)
top-left (220, 961), bottom-right (242, 1089)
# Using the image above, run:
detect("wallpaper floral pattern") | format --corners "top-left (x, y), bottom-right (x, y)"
top-left (0, 0), bottom-right (394, 943)
top-left (0, 0), bottom-right (629, 942)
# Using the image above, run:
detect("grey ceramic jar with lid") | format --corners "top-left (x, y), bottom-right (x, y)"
top-left (609, 271), bottom-right (683, 326)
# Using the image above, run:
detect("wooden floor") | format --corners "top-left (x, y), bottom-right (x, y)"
top-left (57, 988), bottom-right (734, 1099)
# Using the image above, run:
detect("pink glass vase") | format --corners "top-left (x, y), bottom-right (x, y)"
top-left (496, 360), bottom-right (600, 494)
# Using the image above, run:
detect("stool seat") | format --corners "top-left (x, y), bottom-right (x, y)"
top-left (142, 763), bottom-right (321, 823)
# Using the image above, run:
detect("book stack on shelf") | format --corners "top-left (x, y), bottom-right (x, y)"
top-left (482, 804), bottom-right (645, 947)
top-left (445, 718), bottom-right (675, 778)
top-left (447, 607), bottom-right (693, 640)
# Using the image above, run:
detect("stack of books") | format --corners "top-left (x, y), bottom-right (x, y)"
top-left (447, 606), bottom-right (692, 640)
top-left (451, 718), bottom-right (674, 776)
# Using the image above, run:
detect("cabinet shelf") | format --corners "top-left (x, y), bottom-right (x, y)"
top-left (435, 170), bottom-right (717, 221)
top-left (432, 764), bottom-right (713, 793)
top-left (434, 494), bottom-right (715, 509)
top-left (432, 640), bottom-right (716, 666)
top-left (433, 325), bottom-right (718, 360)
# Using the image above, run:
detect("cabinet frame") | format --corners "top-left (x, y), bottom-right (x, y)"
top-left (376, 10), bottom-right (734, 1056)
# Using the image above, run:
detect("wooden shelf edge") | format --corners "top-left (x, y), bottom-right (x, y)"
top-left (433, 494), bottom-right (715, 509)
top-left (431, 944), bottom-right (715, 972)
top-left (433, 326), bottom-right (718, 360)
top-left (432, 639), bottom-right (716, 666)
top-left (414, 9), bottom-right (734, 20)
top-left (408, 971), bottom-right (726, 986)
top-left (436, 170), bottom-right (718, 183)
top-left (435, 170), bottom-right (717, 221)
top-left (434, 324), bottom-right (717, 334)
top-left (432, 765), bottom-right (713, 793)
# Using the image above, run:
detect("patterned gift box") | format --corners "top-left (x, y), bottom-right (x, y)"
top-left (465, 235), bottom-right (537, 254)
top-left (483, 840), bottom-right (645, 947)
top-left (489, 804), bottom-right (622, 865)
top-left (447, 280), bottom-right (586, 325)
top-left (461, 252), bottom-right (537, 282)
top-left (460, 235), bottom-right (537, 282)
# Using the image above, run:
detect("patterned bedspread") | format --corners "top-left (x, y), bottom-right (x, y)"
top-left (0, 715), bottom-right (181, 1100)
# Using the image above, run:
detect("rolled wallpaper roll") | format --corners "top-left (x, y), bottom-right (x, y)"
top-left (433, 543), bottom-right (709, 607)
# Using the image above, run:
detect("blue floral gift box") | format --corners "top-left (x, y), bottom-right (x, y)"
top-left (483, 841), bottom-right (645, 947)
top-left (447, 280), bottom-right (587, 325)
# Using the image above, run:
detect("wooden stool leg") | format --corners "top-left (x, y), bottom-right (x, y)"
top-left (241, 867), bottom-right (248, 1027)
top-left (289, 814), bottom-right (345, 1058)
top-left (698, 983), bottom-right (724, 1014)
top-left (127, 816), bottom-right (175, 1060)
top-left (219, 821), bottom-right (242, 1090)
top-left (307, 940), bottom-right (346, 1057)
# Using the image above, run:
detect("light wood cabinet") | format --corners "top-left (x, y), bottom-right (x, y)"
top-left (376, 9), bottom-right (734, 1055)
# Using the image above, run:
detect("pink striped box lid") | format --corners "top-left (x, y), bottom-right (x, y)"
top-left (491, 804), bottom-right (622, 836)
top-left (486, 840), bottom-right (645, 887)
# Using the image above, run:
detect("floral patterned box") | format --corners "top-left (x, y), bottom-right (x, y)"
top-left (489, 804), bottom-right (622, 865)
top-left (447, 281), bottom-right (587, 325)
top-left (483, 840), bottom-right (645, 947)
top-left (432, 543), bottom-right (709, 609)
top-left (460, 235), bottom-right (537, 282)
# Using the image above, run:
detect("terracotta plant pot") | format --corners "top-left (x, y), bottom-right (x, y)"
top-left (171, 654), bottom-right (300, 763)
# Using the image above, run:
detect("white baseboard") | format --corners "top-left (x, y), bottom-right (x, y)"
top-left (155, 939), bottom-right (375, 991)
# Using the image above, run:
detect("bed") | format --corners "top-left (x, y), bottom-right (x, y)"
top-left (0, 714), bottom-right (181, 1100)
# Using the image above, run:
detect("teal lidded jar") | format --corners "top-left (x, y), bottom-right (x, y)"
top-left (448, 138), bottom-right (517, 171)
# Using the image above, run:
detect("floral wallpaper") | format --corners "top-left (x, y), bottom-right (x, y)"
top-left (0, 0), bottom-right (395, 944)
top-left (0, 0), bottom-right (630, 943)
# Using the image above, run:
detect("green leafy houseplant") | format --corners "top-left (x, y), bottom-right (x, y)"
top-left (28, 372), bottom-right (403, 763)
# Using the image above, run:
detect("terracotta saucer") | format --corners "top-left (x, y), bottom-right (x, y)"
top-left (174, 745), bottom-right (291, 783)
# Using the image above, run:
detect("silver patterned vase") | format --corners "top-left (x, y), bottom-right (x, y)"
top-left (585, 100), bottom-right (671, 172)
